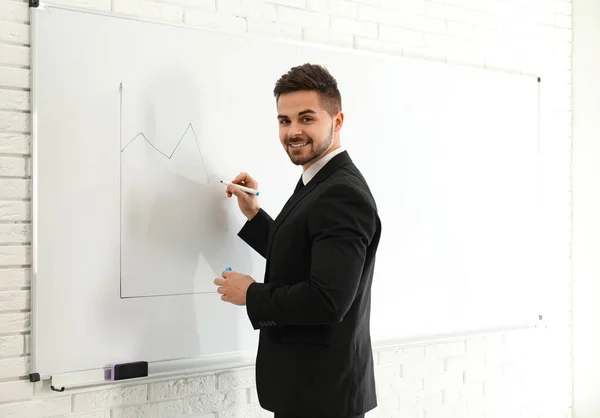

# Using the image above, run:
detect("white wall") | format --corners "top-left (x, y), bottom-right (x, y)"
top-left (571, 0), bottom-right (600, 417)
top-left (0, 0), bottom-right (573, 417)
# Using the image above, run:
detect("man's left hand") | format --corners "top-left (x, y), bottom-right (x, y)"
top-left (214, 269), bottom-right (256, 306)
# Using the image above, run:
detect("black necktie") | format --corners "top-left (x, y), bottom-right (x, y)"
top-left (293, 176), bottom-right (304, 194)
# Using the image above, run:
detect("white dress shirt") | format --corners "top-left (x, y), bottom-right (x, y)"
top-left (302, 147), bottom-right (346, 185)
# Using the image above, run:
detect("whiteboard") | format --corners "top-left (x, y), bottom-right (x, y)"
top-left (30, 5), bottom-right (542, 381)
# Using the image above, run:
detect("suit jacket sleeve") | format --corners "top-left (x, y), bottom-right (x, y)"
top-left (245, 183), bottom-right (378, 328)
top-left (237, 208), bottom-right (273, 259)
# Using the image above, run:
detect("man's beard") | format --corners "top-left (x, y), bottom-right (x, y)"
top-left (286, 123), bottom-right (334, 166)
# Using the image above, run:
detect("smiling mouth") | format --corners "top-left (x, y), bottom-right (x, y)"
top-left (289, 142), bottom-right (309, 148)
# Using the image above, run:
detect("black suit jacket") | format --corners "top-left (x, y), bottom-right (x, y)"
top-left (238, 151), bottom-right (382, 416)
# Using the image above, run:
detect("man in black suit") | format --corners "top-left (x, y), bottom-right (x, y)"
top-left (214, 63), bottom-right (382, 418)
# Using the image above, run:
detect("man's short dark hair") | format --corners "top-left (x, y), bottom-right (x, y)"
top-left (273, 63), bottom-right (342, 117)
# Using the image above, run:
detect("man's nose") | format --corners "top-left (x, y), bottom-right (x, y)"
top-left (287, 122), bottom-right (303, 138)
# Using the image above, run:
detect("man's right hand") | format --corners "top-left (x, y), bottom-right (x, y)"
top-left (226, 172), bottom-right (261, 220)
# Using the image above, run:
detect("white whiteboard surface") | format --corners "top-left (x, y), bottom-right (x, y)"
top-left (31, 5), bottom-right (542, 382)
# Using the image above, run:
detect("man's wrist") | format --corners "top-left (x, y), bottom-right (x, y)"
top-left (247, 207), bottom-right (260, 221)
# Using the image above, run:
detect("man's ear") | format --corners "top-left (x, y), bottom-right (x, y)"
top-left (334, 111), bottom-right (344, 132)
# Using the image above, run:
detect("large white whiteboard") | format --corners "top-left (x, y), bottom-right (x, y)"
top-left (30, 5), bottom-right (543, 382)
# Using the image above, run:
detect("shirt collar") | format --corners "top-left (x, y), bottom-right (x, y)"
top-left (302, 147), bottom-right (345, 185)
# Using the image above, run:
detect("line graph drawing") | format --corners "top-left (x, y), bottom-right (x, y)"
top-left (118, 82), bottom-right (211, 183)
top-left (118, 81), bottom-right (231, 299)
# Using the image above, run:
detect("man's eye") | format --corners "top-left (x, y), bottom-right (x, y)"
top-left (302, 117), bottom-right (313, 122)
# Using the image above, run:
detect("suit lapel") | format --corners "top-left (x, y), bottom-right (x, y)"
top-left (273, 178), bottom-right (316, 230)
top-left (266, 151), bottom-right (353, 257)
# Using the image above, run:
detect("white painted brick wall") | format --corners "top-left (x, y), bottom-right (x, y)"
top-left (0, 67), bottom-right (30, 89)
top-left (114, 0), bottom-right (184, 23)
top-left (0, 0), bottom-right (572, 416)
top-left (184, 9), bottom-right (247, 33)
top-left (0, 133), bottom-right (30, 155)
top-left (0, 1), bottom-right (29, 22)
top-left (331, 15), bottom-right (377, 37)
top-left (216, 0), bottom-right (276, 21)
top-left (0, 380), bottom-right (33, 402)
top-left (72, 385), bottom-right (148, 413)
top-left (0, 20), bottom-right (29, 44)
top-left (307, 0), bottom-right (357, 18)
top-left (149, 374), bottom-right (216, 400)
top-left (303, 27), bottom-right (353, 47)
